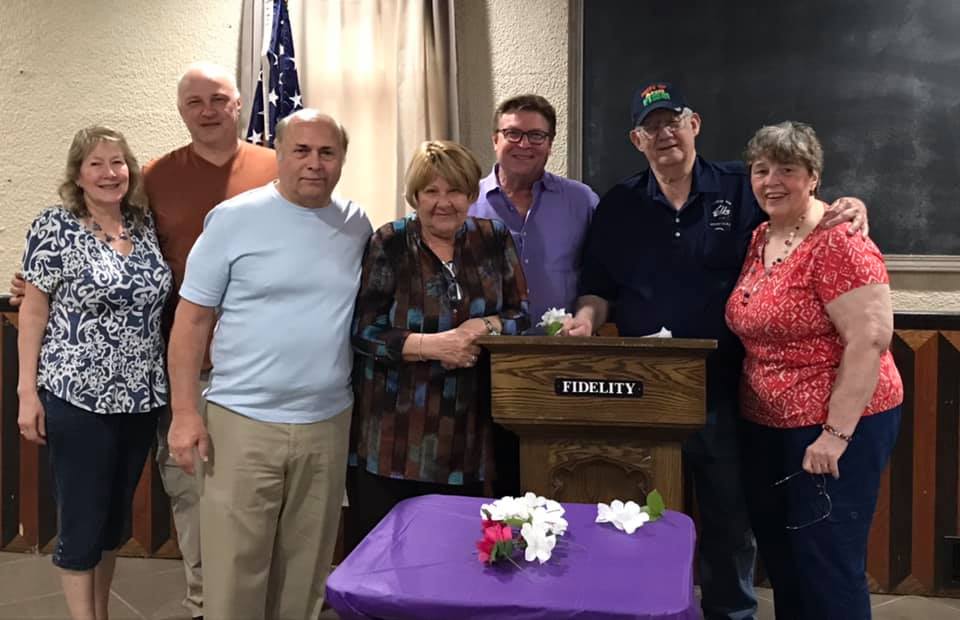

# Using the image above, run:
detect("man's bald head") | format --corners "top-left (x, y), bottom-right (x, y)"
top-left (176, 62), bottom-right (242, 151)
top-left (275, 109), bottom-right (349, 153)
top-left (177, 62), bottom-right (240, 102)
top-left (273, 109), bottom-right (349, 209)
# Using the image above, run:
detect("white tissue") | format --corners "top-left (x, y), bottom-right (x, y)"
top-left (642, 327), bottom-right (672, 338)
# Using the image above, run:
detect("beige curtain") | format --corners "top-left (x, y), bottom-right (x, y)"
top-left (241, 0), bottom-right (458, 228)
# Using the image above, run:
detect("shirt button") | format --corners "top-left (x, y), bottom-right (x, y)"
top-left (524, 259), bottom-right (529, 263)
top-left (675, 217), bottom-right (680, 223)
top-left (674, 231), bottom-right (680, 238)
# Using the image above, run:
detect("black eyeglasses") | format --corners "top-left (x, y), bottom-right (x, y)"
top-left (771, 471), bottom-right (832, 530)
top-left (496, 128), bottom-right (553, 145)
top-left (441, 261), bottom-right (462, 303)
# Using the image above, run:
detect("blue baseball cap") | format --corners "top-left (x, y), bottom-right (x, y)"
top-left (631, 82), bottom-right (689, 126)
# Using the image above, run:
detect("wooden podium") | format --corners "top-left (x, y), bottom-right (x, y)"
top-left (478, 336), bottom-right (716, 511)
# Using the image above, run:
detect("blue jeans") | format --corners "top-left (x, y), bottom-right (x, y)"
top-left (740, 407), bottom-right (901, 620)
top-left (43, 391), bottom-right (158, 570)
top-left (685, 411), bottom-right (758, 620)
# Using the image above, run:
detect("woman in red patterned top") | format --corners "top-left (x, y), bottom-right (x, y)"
top-left (725, 121), bottom-right (902, 620)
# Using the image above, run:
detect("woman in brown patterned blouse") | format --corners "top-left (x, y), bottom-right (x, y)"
top-left (347, 140), bottom-right (529, 550)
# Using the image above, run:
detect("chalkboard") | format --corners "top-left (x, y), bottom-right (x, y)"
top-left (581, 0), bottom-right (960, 255)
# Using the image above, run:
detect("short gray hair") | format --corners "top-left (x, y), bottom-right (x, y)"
top-left (744, 121), bottom-right (824, 187)
top-left (274, 109), bottom-right (349, 153)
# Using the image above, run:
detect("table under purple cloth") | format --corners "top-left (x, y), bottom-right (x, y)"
top-left (326, 494), bottom-right (698, 620)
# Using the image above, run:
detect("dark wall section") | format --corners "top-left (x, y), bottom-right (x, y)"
top-left (582, 0), bottom-right (960, 255)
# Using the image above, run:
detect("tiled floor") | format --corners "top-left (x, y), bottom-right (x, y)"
top-left (0, 551), bottom-right (338, 619)
top-left (0, 550), bottom-right (957, 618)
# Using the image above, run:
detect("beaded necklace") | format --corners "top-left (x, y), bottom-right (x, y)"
top-left (739, 210), bottom-right (807, 305)
top-left (88, 218), bottom-right (130, 243)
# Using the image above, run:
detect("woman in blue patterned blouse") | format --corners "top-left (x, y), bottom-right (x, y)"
top-left (348, 140), bottom-right (530, 550)
top-left (17, 126), bottom-right (172, 619)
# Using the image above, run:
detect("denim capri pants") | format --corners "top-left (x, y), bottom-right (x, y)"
top-left (41, 390), bottom-right (159, 571)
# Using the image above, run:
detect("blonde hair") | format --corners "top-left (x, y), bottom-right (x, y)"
top-left (58, 126), bottom-right (148, 229)
top-left (404, 141), bottom-right (482, 208)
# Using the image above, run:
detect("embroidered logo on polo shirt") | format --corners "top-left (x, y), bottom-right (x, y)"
top-left (709, 200), bottom-right (732, 231)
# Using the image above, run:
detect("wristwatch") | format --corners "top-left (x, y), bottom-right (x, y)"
top-left (482, 317), bottom-right (500, 336)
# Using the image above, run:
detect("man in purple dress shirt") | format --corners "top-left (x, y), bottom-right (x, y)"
top-left (468, 95), bottom-right (598, 498)
top-left (468, 95), bottom-right (599, 324)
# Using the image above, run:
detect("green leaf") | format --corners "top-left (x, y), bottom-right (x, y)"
top-left (545, 322), bottom-right (564, 336)
top-left (646, 489), bottom-right (666, 520)
top-left (492, 539), bottom-right (514, 562)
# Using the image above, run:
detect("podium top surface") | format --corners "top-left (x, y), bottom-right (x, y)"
top-left (476, 335), bottom-right (717, 353)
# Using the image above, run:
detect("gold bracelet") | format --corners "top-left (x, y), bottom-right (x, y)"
top-left (822, 423), bottom-right (852, 443)
top-left (418, 333), bottom-right (425, 362)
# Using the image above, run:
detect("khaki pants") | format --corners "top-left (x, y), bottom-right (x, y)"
top-left (156, 378), bottom-right (208, 618)
top-left (201, 402), bottom-right (350, 620)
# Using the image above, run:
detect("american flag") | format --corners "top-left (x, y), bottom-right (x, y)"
top-left (246, 0), bottom-right (303, 148)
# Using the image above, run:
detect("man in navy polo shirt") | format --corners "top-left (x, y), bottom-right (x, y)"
top-left (569, 83), bottom-right (866, 620)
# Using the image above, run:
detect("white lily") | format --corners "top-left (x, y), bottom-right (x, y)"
top-left (528, 504), bottom-right (568, 536)
top-left (521, 522), bottom-right (556, 564)
top-left (596, 499), bottom-right (651, 534)
top-left (521, 492), bottom-right (546, 509)
top-left (537, 307), bottom-right (572, 335)
top-left (481, 496), bottom-right (531, 522)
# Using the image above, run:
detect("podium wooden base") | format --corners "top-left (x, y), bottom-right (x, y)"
top-left (516, 427), bottom-right (684, 509)
top-left (478, 336), bottom-right (715, 511)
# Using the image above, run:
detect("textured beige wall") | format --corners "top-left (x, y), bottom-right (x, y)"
top-left (892, 290), bottom-right (960, 312)
top-left (0, 0), bottom-right (244, 281)
top-left (455, 0), bottom-right (569, 176)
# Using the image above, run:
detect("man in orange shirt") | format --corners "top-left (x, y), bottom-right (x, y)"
top-left (144, 62), bottom-right (277, 620)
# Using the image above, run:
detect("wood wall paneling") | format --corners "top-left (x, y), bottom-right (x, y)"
top-left (0, 301), bottom-right (958, 601)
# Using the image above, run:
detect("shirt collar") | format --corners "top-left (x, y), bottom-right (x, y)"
top-left (482, 164), bottom-right (558, 198)
top-left (645, 155), bottom-right (719, 202)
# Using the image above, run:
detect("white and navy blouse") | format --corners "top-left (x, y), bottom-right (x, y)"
top-left (22, 206), bottom-right (172, 414)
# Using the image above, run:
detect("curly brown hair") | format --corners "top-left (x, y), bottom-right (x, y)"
top-left (57, 126), bottom-right (148, 229)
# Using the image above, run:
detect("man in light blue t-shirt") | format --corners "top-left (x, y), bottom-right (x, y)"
top-left (166, 109), bottom-right (372, 620)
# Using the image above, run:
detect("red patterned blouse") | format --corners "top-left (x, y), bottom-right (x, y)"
top-left (725, 222), bottom-right (903, 429)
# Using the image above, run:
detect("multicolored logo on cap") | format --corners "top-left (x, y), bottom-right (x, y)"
top-left (641, 84), bottom-right (672, 107)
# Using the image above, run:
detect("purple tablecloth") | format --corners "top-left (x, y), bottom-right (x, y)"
top-left (326, 494), bottom-right (698, 620)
